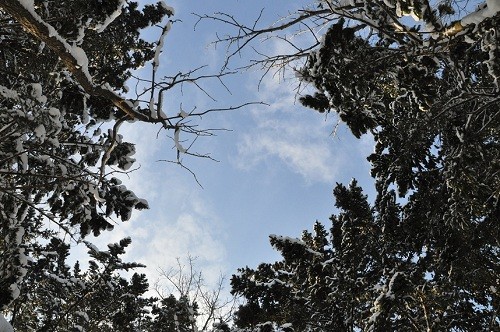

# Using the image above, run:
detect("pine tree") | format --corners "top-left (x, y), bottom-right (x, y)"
top-left (221, 1), bottom-right (499, 331)
top-left (7, 235), bottom-right (155, 331)
top-left (0, 0), bottom-right (233, 329)
top-left (231, 179), bottom-right (498, 331)
top-left (0, 0), bottom-right (174, 313)
top-left (295, 2), bottom-right (499, 329)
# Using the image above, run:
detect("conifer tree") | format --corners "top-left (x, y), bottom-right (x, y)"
top-left (0, 0), bottom-right (171, 314)
top-left (231, 179), bottom-right (498, 331)
top-left (0, 0), bottom-right (237, 329)
top-left (218, 1), bottom-right (499, 331)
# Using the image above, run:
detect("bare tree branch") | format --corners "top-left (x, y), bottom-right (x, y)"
top-left (155, 256), bottom-right (238, 331)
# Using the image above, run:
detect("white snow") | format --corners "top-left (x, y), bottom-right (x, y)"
top-left (75, 311), bottom-right (90, 322)
top-left (153, 21), bottom-right (172, 70)
top-left (82, 94), bottom-right (89, 124)
top-left (9, 283), bottom-right (20, 303)
top-left (17, 0), bottom-right (93, 82)
top-left (47, 107), bottom-right (60, 117)
top-left (174, 128), bottom-right (186, 153)
top-left (0, 315), bottom-right (13, 332)
top-left (383, 0), bottom-right (395, 8)
top-left (255, 279), bottom-right (285, 287)
top-left (69, 45), bottom-right (91, 81)
top-left (37, 40), bottom-right (46, 53)
top-left (160, 1), bottom-right (175, 15)
top-left (34, 124), bottom-right (46, 142)
top-left (386, 271), bottom-right (403, 299)
top-left (30, 83), bottom-right (47, 103)
top-left (121, 159), bottom-right (135, 171)
top-left (93, 0), bottom-right (126, 33)
top-left (179, 107), bottom-right (189, 119)
top-left (73, 325), bottom-right (84, 332)
top-left (136, 198), bottom-right (149, 208)
top-left (461, 0), bottom-right (500, 26)
top-left (88, 184), bottom-right (106, 202)
top-left (487, 0), bottom-right (500, 13)
top-left (85, 242), bottom-right (100, 253)
top-left (74, 24), bottom-right (86, 44)
top-left (17, 0), bottom-right (35, 10)
top-left (16, 138), bottom-right (28, 172)
top-left (58, 164), bottom-right (67, 176)
top-left (271, 234), bottom-right (304, 245)
top-left (337, 0), bottom-right (356, 7)
top-left (149, 97), bottom-right (156, 117)
top-left (0, 85), bottom-right (19, 100)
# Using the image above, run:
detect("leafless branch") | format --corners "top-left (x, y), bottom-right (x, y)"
top-left (155, 256), bottom-right (237, 331)
top-left (195, 8), bottom-right (333, 71)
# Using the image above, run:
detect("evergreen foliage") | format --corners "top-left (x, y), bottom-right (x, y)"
top-left (1, 0), bottom-right (498, 330)
top-left (232, 179), bottom-right (498, 331)
top-left (229, 1), bottom-right (499, 331)
top-left (0, 0), bottom-right (227, 330)
top-left (11, 237), bottom-right (152, 331)
top-left (0, 0), bottom-right (168, 311)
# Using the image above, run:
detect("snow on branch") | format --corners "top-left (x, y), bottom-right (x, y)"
top-left (0, 0), bottom-right (147, 121)
top-left (0, 0), bottom-right (259, 167)
top-left (93, 0), bottom-right (126, 33)
top-left (461, 0), bottom-right (500, 27)
top-left (0, 315), bottom-right (13, 332)
top-left (200, 0), bottom-right (500, 77)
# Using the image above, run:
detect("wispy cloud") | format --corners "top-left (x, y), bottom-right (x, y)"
top-left (77, 117), bottom-right (228, 290)
top-left (145, 212), bottom-right (226, 268)
top-left (237, 132), bottom-right (338, 183)
top-left (88, 185), bottom-right (228, 290)
top-left (234, 38), bottom-right (343, 183)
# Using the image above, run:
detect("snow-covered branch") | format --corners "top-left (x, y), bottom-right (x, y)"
top-left (0, 315), bottom-right (13, 332)
top-left (0, 0), bottom-right (149, 120)
top-left (0, 0), bottom-right (252, 322)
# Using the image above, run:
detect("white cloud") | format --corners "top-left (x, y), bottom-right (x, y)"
top-left (147, 213), bottom-right (225, 268)
top-left (85, 185), bottom-right (227, 291)
top-left (128, 192), bottom-right (227, 289)
top-left (237, 133), bottom-right (338, 183)
top-left (234, 38), bottom-right (343, 183)
top-left (77, 116), bottom-right (228, 290)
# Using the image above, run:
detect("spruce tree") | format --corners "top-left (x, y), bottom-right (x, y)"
top-left (0, 0), bottom-right (226, 329)
top-left (227, 1), bottom-right (499, 331)
top-left (0, 0), bottom-right (173, 313)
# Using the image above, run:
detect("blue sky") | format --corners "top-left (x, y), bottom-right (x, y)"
top-left (86, 0), bottom-right (376, 292)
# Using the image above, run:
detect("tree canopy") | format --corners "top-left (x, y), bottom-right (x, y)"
top-left (0, 0), bottom-right (498, 331)
top-left (232, 180), bottom-right (498, 331)
top-left (223, 0), bottom-right (499, 331)
top-left (0, 0), bottom-right (167, 312)
top-left (0, 0), bottom-right (236, 330)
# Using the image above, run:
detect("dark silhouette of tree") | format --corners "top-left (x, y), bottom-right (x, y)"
top-left (0, 1), bottom-right (248, 329)
top-left (215, 1), bottom-right (499, 331)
